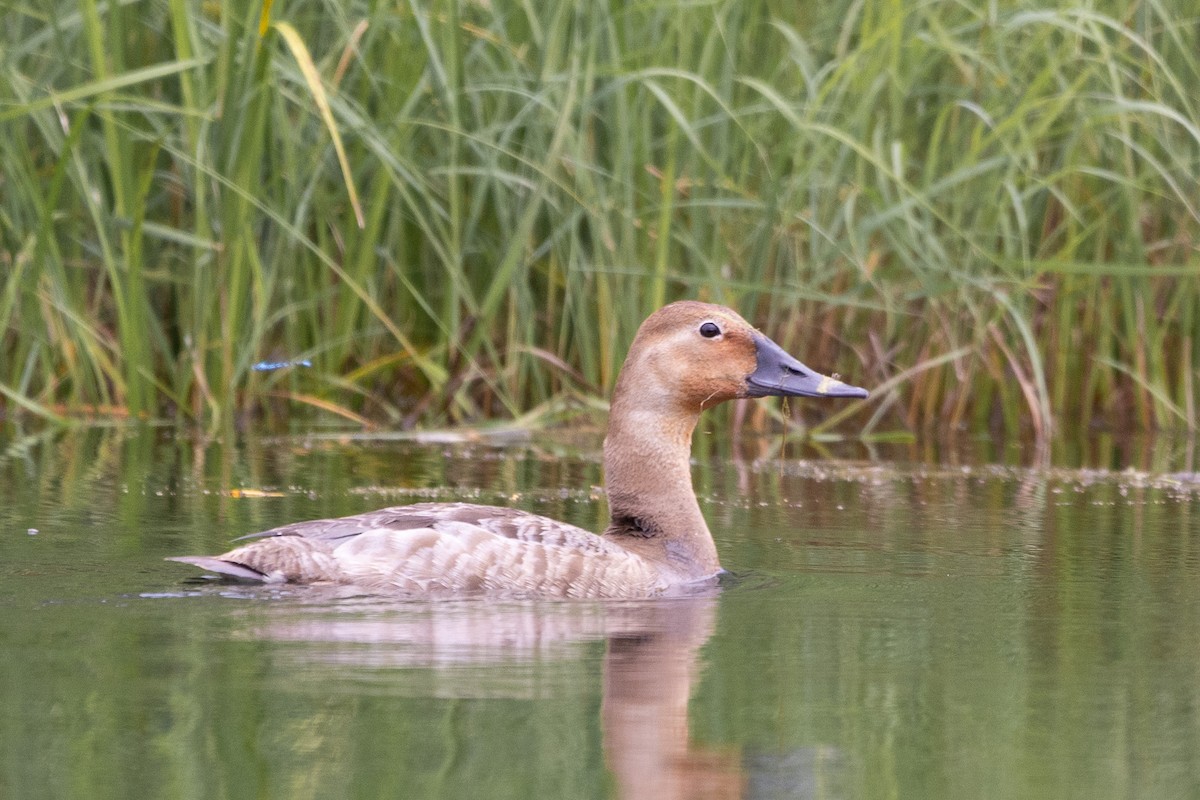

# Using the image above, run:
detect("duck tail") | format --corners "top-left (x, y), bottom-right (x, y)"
top-left (166, 556), bottom-right (270, 582)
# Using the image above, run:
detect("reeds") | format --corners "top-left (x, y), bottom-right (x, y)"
top-left (1, 0), bottom-right (1198, 439)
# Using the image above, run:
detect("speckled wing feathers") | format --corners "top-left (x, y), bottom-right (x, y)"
top-left (238, 502), bottom-right (607, 546)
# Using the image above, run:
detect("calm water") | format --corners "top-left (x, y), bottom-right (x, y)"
top-left (2, 426), bottom-right (1200, 800)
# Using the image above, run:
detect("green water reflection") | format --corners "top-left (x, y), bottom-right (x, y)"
top-left (1, 427), bottom-right (1199, 799)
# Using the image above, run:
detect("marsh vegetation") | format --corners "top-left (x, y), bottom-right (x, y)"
top-left (2, 0), bottom-right (1198, 438)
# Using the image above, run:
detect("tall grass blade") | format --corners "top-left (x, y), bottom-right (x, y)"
top-left (273, 21), bottom-right (365, 229)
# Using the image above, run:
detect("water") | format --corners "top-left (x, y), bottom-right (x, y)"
top-left (2, 426), bottom-right (1200, 799)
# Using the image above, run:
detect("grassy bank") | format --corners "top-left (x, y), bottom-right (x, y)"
top-left (1, 0), bottom-right (1198, 439)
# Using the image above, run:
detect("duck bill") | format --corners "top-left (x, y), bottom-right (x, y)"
top-left (745, 333), bottom-right (869, 399)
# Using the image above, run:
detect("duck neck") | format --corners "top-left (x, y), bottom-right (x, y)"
top-left (602, 404), bottom-right (720, 581)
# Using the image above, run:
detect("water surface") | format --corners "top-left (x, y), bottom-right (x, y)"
top-left (2, 427), bottom-right (1199, 799)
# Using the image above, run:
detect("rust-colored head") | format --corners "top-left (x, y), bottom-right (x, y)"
top-left (612, 301), bottom-right (868, 414)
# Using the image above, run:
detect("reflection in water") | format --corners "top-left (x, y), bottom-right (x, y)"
top-left (7, 427), bottom-right (1200, 800)
top-left (242, 593), bottom-right (755, 799)
top-left (601, 600), bottom-right (742, 800)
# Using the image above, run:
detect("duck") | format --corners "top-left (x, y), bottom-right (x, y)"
top-left (168, 301), bottom-right (868, 598)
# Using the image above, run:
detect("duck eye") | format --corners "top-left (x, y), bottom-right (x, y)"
top-left (699, 322), bottom-right (721, 339)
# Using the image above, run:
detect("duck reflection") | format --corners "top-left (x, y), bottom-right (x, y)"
top-left (238, 592), bottom-right (745, 798)
top-left (600, 599), bottom-right (743, 800)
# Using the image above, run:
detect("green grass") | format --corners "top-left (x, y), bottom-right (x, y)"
top-left (1, 0), bottom-right (1198, 441)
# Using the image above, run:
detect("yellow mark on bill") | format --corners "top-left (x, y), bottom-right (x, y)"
top-left (816, 376), bottom-right (839, 395)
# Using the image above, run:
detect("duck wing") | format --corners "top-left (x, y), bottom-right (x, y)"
top-left (237, 502), bottom-right (622, 550)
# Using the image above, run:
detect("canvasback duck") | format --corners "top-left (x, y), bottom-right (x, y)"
top-left (169, 301), bottom-right (868, 598)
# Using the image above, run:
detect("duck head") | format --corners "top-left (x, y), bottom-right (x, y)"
top-left (614, 300), bottom-right (868, 413)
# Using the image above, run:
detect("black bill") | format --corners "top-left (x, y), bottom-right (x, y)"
top-left (745, 333), bottom-right (869, 399)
